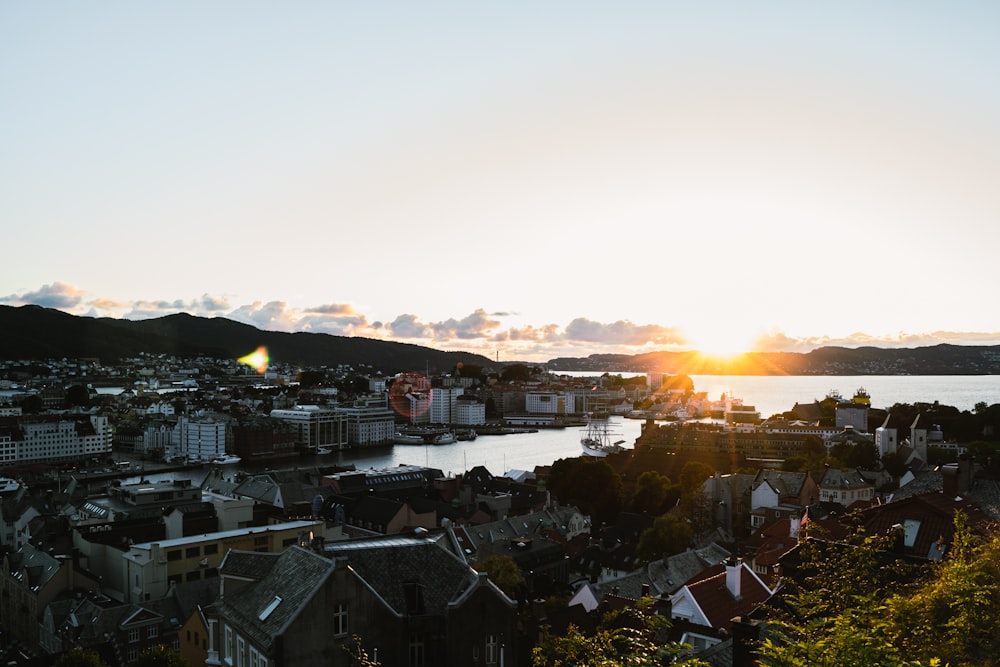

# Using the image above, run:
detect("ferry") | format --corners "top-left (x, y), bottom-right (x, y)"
top-left (210, 454), bottom-right (243, 466)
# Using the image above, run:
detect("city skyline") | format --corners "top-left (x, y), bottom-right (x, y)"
top-left (3, 2), bottom-right (999, 363)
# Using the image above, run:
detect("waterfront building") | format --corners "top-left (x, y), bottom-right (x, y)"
top-left (454, 395), bottom-right (487, 425)
top-left (429, 387), bottom-right (464, 424)
top-left (0, 413), bottom-right (112, 465)
top-left (173, 414), bottom-right (229, 462)
top-left (332, 396), bottom-right (394, 447)
top-left (525, 391), bottom-right (571, 415)
top-left (270, 405), bottom-right (348, 452)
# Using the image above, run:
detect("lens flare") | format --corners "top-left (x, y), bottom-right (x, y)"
top-left (238, 346), bottom-right (269, 374)
top-left (389, 372), bottom-right (432, 419)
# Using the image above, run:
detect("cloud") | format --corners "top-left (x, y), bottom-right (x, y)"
top-left (226, 301), bottom-right (301, 331)
top-left (2, 282), bottom-right (86, 309)
top-left (306, 303), bottom-right (358, 316)
top-left (388, 314), bottom-right (431, 338)
top-left (564, 318), bottom-right (686, 346)
top-left (499, 323), bottom-right (562, 342)
top-left (429, 309), bottom-right (501, 340)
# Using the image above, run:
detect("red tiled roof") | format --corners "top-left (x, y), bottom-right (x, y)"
top-left (685, 566), bottom-right (771, 631)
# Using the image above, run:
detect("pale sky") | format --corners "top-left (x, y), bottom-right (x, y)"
top-left (3, 2), bottom-right (1000, 363)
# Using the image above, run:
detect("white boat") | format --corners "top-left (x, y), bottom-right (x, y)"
top-left (432, 432), bottom-right (456, 445)
top-left (315, 446), bottom-right (334, 455)
top-left (0, 477), bottom-right (22, 493)
top-left (210, 454), bottom-right (242, 466)
top-left (394, 432), bottom-right (427, 445)
top-left (580, 414), bottom-right (626, 457)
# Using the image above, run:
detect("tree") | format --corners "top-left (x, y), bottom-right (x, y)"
top-left (636, 514), bottom-right (693, 563)
top-left (532, 597), bottom-right (707, 666)
top-left (500, 364), bottom-right (532, 382)
top-left (55, 647), bottom-right (110, 667)
top-left (629, 470), bottom-right (672, 514)
top-left (678, 461), bottom-right (713, 494)
top-left (475, 553), bottom-right (526, 599)
top-left (548, 457), bottom-right (624, 526)
top-left (135, 646), bottom-right (188, 667)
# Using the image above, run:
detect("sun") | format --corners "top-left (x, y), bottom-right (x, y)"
top-left (684, 325), bottom-right (757, 359)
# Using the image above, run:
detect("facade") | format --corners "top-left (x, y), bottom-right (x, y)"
top-left (430, 387), bottom-right (464, 424)
top-left (333, 396), bottom-right (395, 446)
top-left (525, 392), bottom-right (570, 415)
top-left (122, 520), bottom-right (323, 603)
top-left (173, 414), bottom-right (229, 462)
top-left (0, 414), bottom-right (113, 465)
top-left (270, 406), bottom-right (348, 452)
top-left (818, 468), bottom-right (875, 506)
top-left (216, 536), bottom-right (522, 667)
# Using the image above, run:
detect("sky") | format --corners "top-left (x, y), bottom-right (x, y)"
top-left (3, 2), bottom-right (1000, 364)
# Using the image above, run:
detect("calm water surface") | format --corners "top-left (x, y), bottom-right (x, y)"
top-left (128, 375), bottom-right (1000, 480)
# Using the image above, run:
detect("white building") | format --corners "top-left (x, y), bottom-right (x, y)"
top-left (454, 397), bottom-right (487, 426)
top-left (525, 392), bottom-right (571, 415)
top-left (270, 406), bottom-right (347, 451)
top-left (11, 414), bottom-right (112, 464)
top-left (173, 415), bottom-right (229, 462)
top-left (333, 397), bottom-right (395, 447)
top-left (429, 387), bottom-right (464, 424)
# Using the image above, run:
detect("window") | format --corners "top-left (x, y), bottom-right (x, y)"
top-left (127, 648), bottom-right (138, 662)
top-left (224, 625), bottom-right (234, 665)
top-left (128, 628), bottom-right (140, 643)
top-left (237, 636), bottom-right (246, 667)
top-left (333, 603), bottom-right (348, 637)
top-left (147, 625), bottom-right (159, 639)
top-left (204, 544), bottom-right (219, 555)
top-left (409, 633), bottom-right (425, 667)
top-left (167, 549), bottom-right (182, 561)
top-left (186, 546), bottom-right (201, 558)
top-left (485, 635), bottom-right (499, 666)
top-left (249, 647), bottom-right (261, 667)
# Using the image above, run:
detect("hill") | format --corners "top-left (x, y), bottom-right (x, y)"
top-left (546, 345), bottom-right (1000, 375)
top-left (0, 305), bottom-right (494, 373)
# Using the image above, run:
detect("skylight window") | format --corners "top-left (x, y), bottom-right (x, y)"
top-left (258, 595), bottom-right (282, 621)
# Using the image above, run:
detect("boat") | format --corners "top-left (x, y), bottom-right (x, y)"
top-left (455, 429), bottom-right (478, 441)
top-left (315, 446), bottom-right (334, 455)
top-left (580, 414), bottom-right (626, 457)
top-left (210, 454), bottom-right (242, 466)
top-left (0, 477), bottom-right (22, 494)
top-left (432, 431), bottom-right (456, 445)
top-left (394, 432), bottom-right (428, 445)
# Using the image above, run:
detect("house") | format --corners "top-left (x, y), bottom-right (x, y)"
top-left (669, 557), bottom-right (773, 652)
top-left (0, 543), bottom-right (102, 651)
top-left (216, 533), bottom-right (523, 666)
top-left (750, 470), bottom-right (817, 511)
top-left (818, 467), bottom-right (875, 507)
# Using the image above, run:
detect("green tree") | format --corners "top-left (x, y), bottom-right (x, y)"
top-left (55, 647), bottom-right (110, 667)
top-left (678, 461), bottom-right (713, 494)
top-left (532, 597), bottom-right (707, 666)
top-left (888, 513), bottom-right (1000, 666)
top-left (630, 470), bottom-right (671, 514)
top-left (548, 457), bottom-right (624, 526)
top-left (636, 514), bottom-right (693, 563)
top-left (134, 646), bottom-right (187, 667)
top-left (475, 553), bottom-right (526, 599)
top-left (500, 364), bottom-right (533, 382)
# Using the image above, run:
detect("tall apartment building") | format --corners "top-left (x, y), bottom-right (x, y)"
top-left (429, 387), bottom-right (464, 424)
top-left (454, 396), bottom-right (487, 425)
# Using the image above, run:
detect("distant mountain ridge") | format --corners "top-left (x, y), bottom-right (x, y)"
top-left (2, 306), bottom-right (999, 375)
top-left (547, 345), bottom-right (1000, 375)
top-left (0, 305), bottom-right (494, 372)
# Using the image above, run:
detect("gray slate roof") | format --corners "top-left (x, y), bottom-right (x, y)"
top-left (221, 547), bottom-right (336, 652)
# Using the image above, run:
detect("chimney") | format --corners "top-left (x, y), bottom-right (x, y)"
top-left (725, 557), bottom-right (742, 599)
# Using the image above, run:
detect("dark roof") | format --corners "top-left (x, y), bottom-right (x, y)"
top-left (326, 539), bottom-right (482, 616)
top-left (219, 550), bottom-right (281, 580)
top-left (220, 546), bottom-right (336, 651)
top-left (683, 565), bottom-right (771, 630)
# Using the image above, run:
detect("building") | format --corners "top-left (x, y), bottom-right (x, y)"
top-left (215, 534), bottom-right (522, 666)
top-left (269, 406), bottom-right (348, 452)
top-left (430, 387), bottom-right (464, 424)
top-left (818, 468), bottom-right (874, 506)
top-left (122, 520), bottom-right (323, 603)
top-left (332, 396), bottom-right (395, 447)
top-left (454, 395), bottom-right (487, 425)
top-left (173, 414), bottom-right (229, 462)
top-left (0, 414), bottom-right (112, 465)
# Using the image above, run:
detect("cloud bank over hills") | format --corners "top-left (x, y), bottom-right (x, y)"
top-left (4, 281), bottom-right (999, 363)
